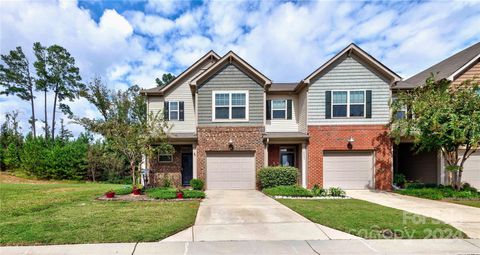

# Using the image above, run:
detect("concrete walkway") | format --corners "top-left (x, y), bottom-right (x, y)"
top-left (347, 190), bottom-right (480, 238)
top-left (2, 239), bottom-right (480, 254)
top-left (163, 190), bottom-right (359, 241)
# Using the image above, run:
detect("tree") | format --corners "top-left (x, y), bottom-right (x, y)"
top-left (390, 77), bottom-right (480, 189)
top-left (33, 42), bottom-right (49, 139)
top-left (77, 86), bottom-right (173, 186)
top-left (0, 46), bottom-right (37, 137)
top-left (0, 111), bottom-right (23, 170)
top-left (80, 76), bottom-right (112, 121)
top-left (57, 118), bottom-right (73, 143)
top-left (35, 42), bottom-right (83, 140)
top-left (155, 73), bottom-right (175, 87)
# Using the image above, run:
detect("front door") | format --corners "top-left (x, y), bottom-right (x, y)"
top-left (182, 153), bottom-right (193, 186)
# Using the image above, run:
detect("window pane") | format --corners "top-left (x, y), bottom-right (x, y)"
top-left (333, 91), bottom-right (347, 104)
top-left (232, 93), bottom-right (246, 106)
top-left (350, 91), bottom-right (364, 104)
top-left (350, 105), bottom-right (364, 117)
top-left (281, 154), bottom-right (294, 167)
top-left (232, 107), bottom-right (246, 119)
top-left (170, 101), bottom-right (178, 110)
top-left (333, 105), bottom-right (347, 117)
top-left (215, 93), bottom-right (229, 106)
top-left (272, 110), bottom-right (286, 119)
top-left (170, 111), bottom-right (178, 120)
top-left (395, 111), bottom-right (406, 119)
top-left (272, 100), bottom-right (286, 110)
top-left (215, 107), bottom-right (229, 119)
top-left (159, 155), bottom-right (172, 162)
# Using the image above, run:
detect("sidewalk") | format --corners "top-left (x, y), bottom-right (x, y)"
top-left (2, 239), bottom-right (480, 255)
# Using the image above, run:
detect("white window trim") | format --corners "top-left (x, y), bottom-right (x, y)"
top-left (158, 154), bottom-right (173, 163)
top-left (169, 101), bottom-right (180, 121)
top-left (271, 99), bottom-right (287, 120)
top-left (212, 91), bottom-right (249, 122)
top-left (331, 90), bottom-right (366, 118)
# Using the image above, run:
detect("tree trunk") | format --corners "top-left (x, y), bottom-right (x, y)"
top-left (44, 88), bottom-right (48, 139)
top-left (130, 161), bottom-right (136, 187)
top-left (51, 88), bottom-right (58, 140)
top-left (29, 87), bottom-right (36, 138)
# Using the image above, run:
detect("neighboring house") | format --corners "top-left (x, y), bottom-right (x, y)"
top-left (392, 42), bottom-right (480, 188)
top-left (142, 43), bottom-right (402, 191)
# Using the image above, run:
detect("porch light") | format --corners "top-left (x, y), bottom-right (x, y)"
top-left (228, 139), bottom-right (234, 150)
top-left (347, 137), bottom-right (355, 143)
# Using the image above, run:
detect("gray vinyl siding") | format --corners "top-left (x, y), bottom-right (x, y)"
top-left (198, 64), bottom-right (264, 126)
top-left (308, 55), bottom-right (391, 125)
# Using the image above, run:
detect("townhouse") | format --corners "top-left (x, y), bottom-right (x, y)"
top-left (141, 42), bottom-right (480, 190)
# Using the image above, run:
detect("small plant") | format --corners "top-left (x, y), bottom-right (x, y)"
top-left (393, 173), bottom-right (406, 187)
top-left (146, 188), bottom-right (177, 199)
top-left (328, 187), bottom-right (346, 197)
top-left (132, 184), bottom-right (143, 195)
top-left (312, 184), bottom-right (327, 196)
top-left (176, 189), bottom-right (184, 199)
top-left (105, 190), bottom-right (115, 198)
top-left (115, 185), bottom-right (133, 195)
top-left (183, 190), bottom-right (206, 199)
top-left (258, 166), bottom-right (298, 189)
top-left (190, 178), bottom-right (204, 190)
top-left (162, 177), bottom-right (172, 188)
top-left (263, 185), bottom-right (313, 197)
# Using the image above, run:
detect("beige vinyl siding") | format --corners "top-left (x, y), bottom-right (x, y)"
top-left (147, 60), bottom-right (215, 133)
top-left (452, 60), bottom-right (480, 87)
top-left (197, 63), bottom-right (264, 126)
top-left (308, 55), bottom-right (391, 125)
top-left (297, 87), bottom-right (308, 133)
top-left (266, 94), bottom-right (299, 132)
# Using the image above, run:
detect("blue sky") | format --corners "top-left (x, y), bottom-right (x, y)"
top-left (1, 0), bottom-right (480, 136)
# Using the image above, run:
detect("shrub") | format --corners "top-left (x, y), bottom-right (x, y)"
top-left (115, 185), bottom-right (133, 195)
top-left (190, 178), bottom-right (204, 190)
top-left (263, 185), bottom-right (312, 197)
top-left (258, 166), bottom-right (298, 189)
top-left (398, 186), bottom-right (479, 200)
top-left (328, 187), bottom-right (346, 197)
top-left (146, 188), bottom-right (177, 199)
top-left (462, 183), bottom-right (478, 193)
top-left (162, 177), bottom-right (172, 188)
top-left (183, 190), bottom-right (205, 199)
top-left (312, 184), bottom-right (327, 196)
top-left (393, 173), bottom-right (406, 186)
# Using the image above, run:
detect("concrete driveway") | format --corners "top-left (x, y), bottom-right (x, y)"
top-left (163, 190), bottom-right (359, 242)
top-left (347, 190), bottom-right (480, 238)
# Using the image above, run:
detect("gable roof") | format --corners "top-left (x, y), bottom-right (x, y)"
top-left (141, 50), bottom-right (221, 95)
top-left (394, 42), bottom-right (480, 89)
top-left (269, 83), bottom-right (299, 92)
top-left (300, 43), bottom-right (401, 88)
top-left (189, 51), bottom-right (272, 89)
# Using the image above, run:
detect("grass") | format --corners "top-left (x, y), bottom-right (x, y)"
top-left (278, 199), bottom-right (466, 239)
top-left (0, 173), bottom-right (200, 245)
top-left (445, 200), bottom-right (480, 208)
top-left (396, 185), bottom-right (480, 208)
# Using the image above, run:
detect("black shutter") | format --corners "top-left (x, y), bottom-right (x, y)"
top-left (179, 101), bottom-right (184, 121)
top-left (164, 101), bottom-right (169, 120)
top-left (266, 100), bottom-right (271, 120)
top-left (286, 100), bottom-right (292, 120)
top-left (325, 91), bottom-right (332, 119)
top-left (366, 90), bottom-right (372, 118)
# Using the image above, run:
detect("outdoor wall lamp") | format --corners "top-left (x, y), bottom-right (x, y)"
top-left (228, 139), bottom-right (234, 150)
top-left (347, 137), bottom-right (355, 143)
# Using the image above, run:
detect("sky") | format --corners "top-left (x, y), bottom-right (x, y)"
top-left (1, 0), bottom-right (480, 137)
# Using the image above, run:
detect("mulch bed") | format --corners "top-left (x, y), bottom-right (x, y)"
top-left (96, 193), bottom-right (201, 202)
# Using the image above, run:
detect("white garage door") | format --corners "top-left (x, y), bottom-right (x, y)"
top-left (323, 151), bottom-right (374, 190)
top-left (462, 151), bottom-right (480, 189)
top-left (206, 152), bottom-right (255, 190)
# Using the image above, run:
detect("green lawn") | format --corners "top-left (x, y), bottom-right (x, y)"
top-left (278, 199), bottom-right (466, 239)
top-left (0, 176), bottom-right (199, 245)
top-left (447, 200), bottom-right (480, 208)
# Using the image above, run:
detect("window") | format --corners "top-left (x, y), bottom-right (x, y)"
top-left (332, 91), bottom-right (365, 118)
top-left (280, 147), bottom-right (295, 167)
top-left (392, 96), bottom-right (406, 119)
top-left (158, 154), bottom-right (173, 163)
top-left (213, 91), bottom-right (248, 120)
top-left (169, 101), bottom-right (179, 120)
top-left (272, 100), bottom-right (287, 119)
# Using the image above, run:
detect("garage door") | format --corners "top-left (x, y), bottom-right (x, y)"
top-left (462, 150), bottom-right (480, 189)
top-left (323, 151), bottom-right (374, 189)
top-left (206, 152), bottom-right (255, 190)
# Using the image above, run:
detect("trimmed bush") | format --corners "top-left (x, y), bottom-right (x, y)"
top-left (328, 187), bottom-right (346, 197)
top-left (115, 185), bottom-right (133, 195)
top-left (263, 185), bottom-right (312, 197)
top-left (258, 166), bottom-right (298, 189)
top-left (190, 178), bottom-right (204, 190)
top-left (146, 188), bottom-right (177, 199)
top-left (312, 184), bottom-right (327, 196)
top-left (183, 190), bottom-right (206, 199)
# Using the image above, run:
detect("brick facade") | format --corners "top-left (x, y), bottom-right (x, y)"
top-left (149, 145), bottom-right (191, 187)
top-left (196, 126), bottom-right (265, 188)
top-left (308, 125), bottom-right (392, 190)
